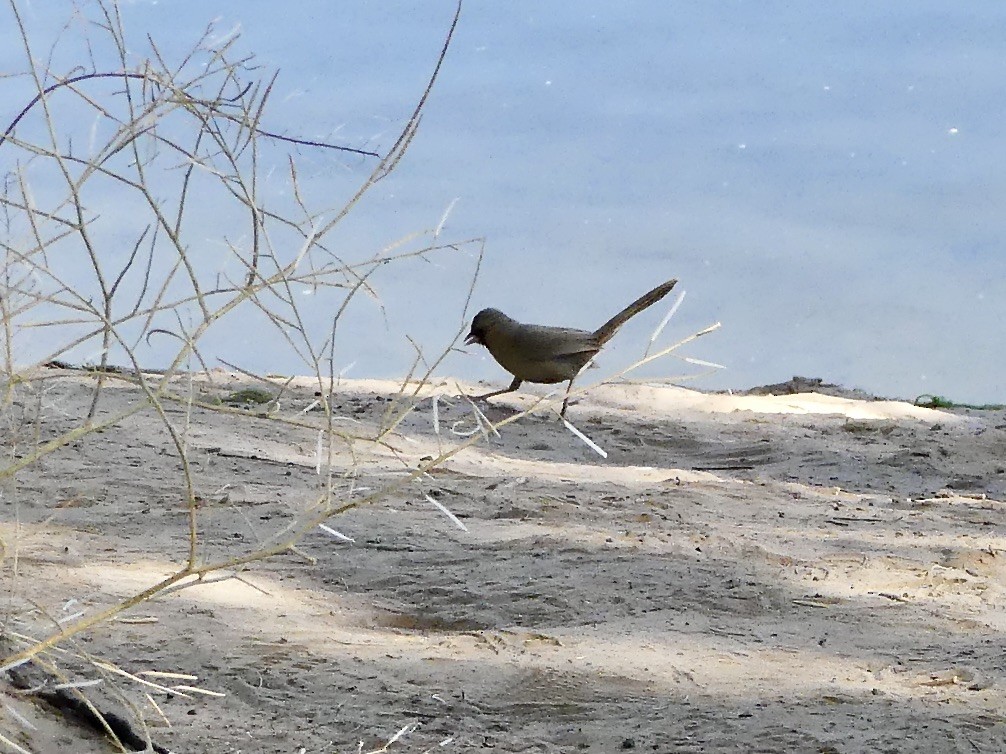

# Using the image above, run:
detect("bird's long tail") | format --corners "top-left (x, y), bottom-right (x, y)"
top-left (592, 278), bottom-right (677, 345)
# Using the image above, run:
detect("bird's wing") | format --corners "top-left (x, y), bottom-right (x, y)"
top-left (513, 325), bottom-right (598, 357)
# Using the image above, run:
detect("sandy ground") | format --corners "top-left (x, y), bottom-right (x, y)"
top-left (3, 369), bottom-right (1006, 753)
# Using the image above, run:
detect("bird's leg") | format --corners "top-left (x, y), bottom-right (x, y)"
top-left (560, 377), bottom-right (576, 418)
top-left (474, 376), bottom-right (522, 402)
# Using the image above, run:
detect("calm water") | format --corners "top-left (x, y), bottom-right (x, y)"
top-left (5, 2), bottom-right (1004, 402)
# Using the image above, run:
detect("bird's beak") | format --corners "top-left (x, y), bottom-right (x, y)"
top-left (464, 331), bottom-right (479, 346)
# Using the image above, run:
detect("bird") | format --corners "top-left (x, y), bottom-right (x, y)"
top-left (464, 278), bottom-right (677, 416)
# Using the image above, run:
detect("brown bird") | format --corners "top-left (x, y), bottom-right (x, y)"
top-left (465, 278), bottom-right (677, 416)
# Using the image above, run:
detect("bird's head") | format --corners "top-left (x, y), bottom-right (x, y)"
top-left (464, 308), bottom-right (506, 346)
